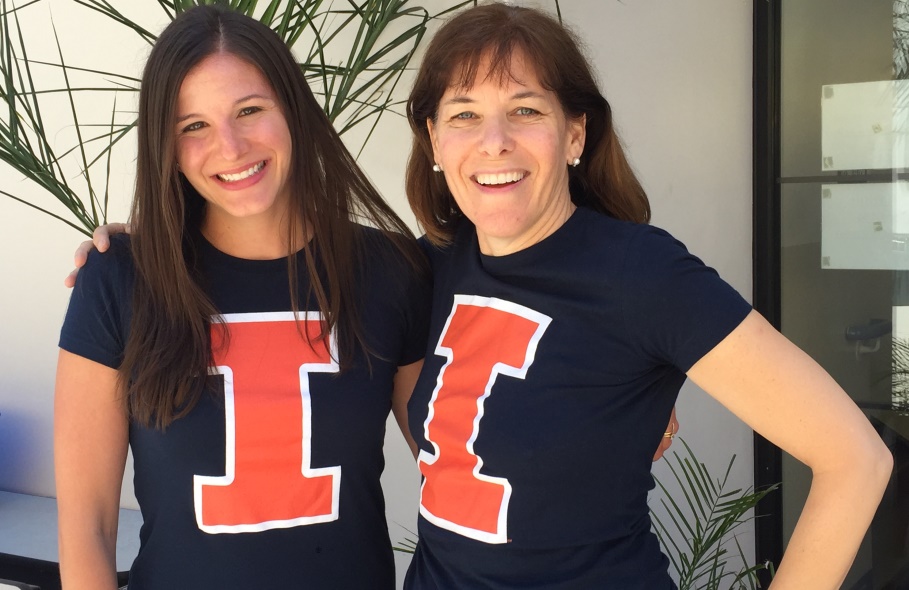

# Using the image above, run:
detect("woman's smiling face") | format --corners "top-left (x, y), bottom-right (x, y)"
top-left (174, 52), bottom-right (293, 231)
top-left (428, 50), bottom-right (585, 256)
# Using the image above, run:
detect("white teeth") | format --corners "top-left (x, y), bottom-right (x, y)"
top-left (217, 161), bottom-right (265, 183)
top-left (475, 171), bottom-right (525, 186)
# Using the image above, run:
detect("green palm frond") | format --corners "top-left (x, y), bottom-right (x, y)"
top-left (71, 0), bottom-right (158, 44)
top-left (650, 438), bottom-right (779, 590)
top-left (0, 0), bottom-right (113, 235)
top-left (392, 534), bottom-right (417, 554)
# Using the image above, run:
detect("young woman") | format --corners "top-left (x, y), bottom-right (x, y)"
top-left (401, 4), bottom-right (892, 589)
top-left (54, 6), bottom-right (428, 588)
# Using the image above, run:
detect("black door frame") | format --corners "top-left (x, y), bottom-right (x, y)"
top-left (752, 0), bottom-right (784, 584)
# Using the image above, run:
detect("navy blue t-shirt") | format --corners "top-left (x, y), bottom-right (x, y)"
top-left (405, 207), bottom-right (751, 589)
top-left (59, 228), bottom-right (429, 589)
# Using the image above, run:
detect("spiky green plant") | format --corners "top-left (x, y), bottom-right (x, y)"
top-left (650, 438), bottom-right (779, 590)
top-left (392, 530), bottom-right (417, 554)
top-left (0, 0), bottom-right (476, 236)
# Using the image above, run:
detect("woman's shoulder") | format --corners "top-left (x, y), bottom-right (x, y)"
top-left (88, 232), bottom-right (132, 261)
top-left (572, 208), bottom-right (692, 263)
top-left (354, 222), bottom-right (413, 245)
top-left (76, 233), bottom-right (135, 290)
top-left (353, 223), bottom-right (421, 262)
top-left (569, 210), bottom-right (717, 297)
top-left (575, 207), bottom-right (672, 243)
top-left (623, 222), bottom-right (705, 273)
top-left (351, 223), bottom-right (428, 283)
top-left (566, 208), bottom-right (676, 266)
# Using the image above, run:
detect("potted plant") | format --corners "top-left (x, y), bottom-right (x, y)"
top-left (650, 438), bottom-right (779, 590)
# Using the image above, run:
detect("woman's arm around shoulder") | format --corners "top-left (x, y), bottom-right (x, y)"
top-left (687, 310), bottom-right (892, 589)
top-left (54, 350), bottom-right (128, 590)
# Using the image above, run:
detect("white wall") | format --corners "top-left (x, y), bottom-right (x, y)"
top-left (0, 0), bottom-right (160, 500)
top-left (0, 0), bottom-right (754, 586)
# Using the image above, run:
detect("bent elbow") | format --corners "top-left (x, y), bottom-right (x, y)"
top-left (863, 435), bottom-right (894, 495)
top-left (876, 440), bottom-right (894, 483)
top-left (824, 430), bottom-right (895, 497)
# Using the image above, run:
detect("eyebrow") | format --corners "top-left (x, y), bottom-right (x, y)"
top-left (175, 93), bottom-right (273, 124)
top-left (440, 89), bottom-right (545, 107)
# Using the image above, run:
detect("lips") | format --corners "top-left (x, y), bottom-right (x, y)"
top-left (215, 160), bottom-right (266, 183)
top-left (474, 171), bottom-right (526, 186)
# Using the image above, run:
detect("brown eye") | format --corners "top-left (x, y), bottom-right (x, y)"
top-left (182, 121), bottom-right (205, 133)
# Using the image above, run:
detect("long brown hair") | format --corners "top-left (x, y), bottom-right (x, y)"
top-left (124, 5), bottom-right (422, 429)
top-left (405, 2), bottom-right (650, 245)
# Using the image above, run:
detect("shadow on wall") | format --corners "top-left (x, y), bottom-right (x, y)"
top-left (0, 409), bottom-right (47, 492)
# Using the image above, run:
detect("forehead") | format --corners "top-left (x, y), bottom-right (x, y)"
top-left (178, 53), bottom-right (274, 104)
top-left (446, 48), bottom-right (545, 94)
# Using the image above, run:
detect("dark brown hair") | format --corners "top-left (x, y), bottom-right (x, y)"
top-left (406, 2), bottom-right (650, 245)
top-left (124, 5), bottom-right (422, 428)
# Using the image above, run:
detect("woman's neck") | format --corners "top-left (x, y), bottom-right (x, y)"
top-left (200, 210), bottom-right (307, 260)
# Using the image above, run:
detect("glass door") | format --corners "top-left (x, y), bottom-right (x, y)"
top-left (770, 1), bottom-right (909, 587)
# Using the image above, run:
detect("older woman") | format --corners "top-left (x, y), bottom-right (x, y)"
top-left (401, 3), bottom-right (891, 589)
top-left (55, 5), bottom-right (427, 588)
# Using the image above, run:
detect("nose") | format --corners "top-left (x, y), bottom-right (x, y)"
top-left (478, 115), bottom-right (514, 157)
top-left (212, 122), bottom-right (246, 161)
